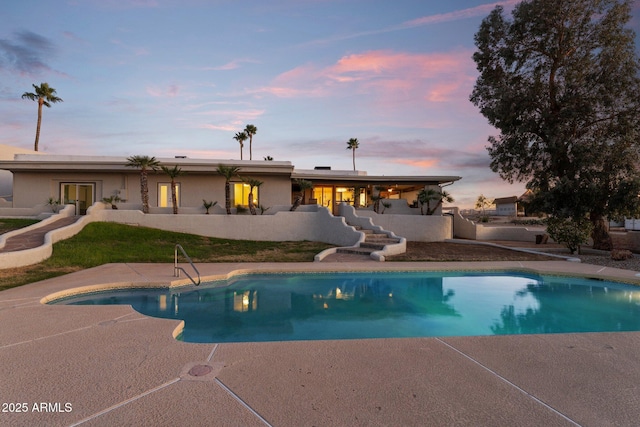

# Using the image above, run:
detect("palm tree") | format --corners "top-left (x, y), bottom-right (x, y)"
top-left (216, 164), bottom-right (241, 214)
top-left (418, 188), bottom-right (454, 215)
top-left (21, 83), bottom-right (63, 151)
top-left (161, 165), bottom-right (184, 214)
top-left (233, 131), bottom-right (247, 160)
top-left (290, 179), bottom-right (313, 211)
top-left (126, 155), bottom-right (160, 214)
top-left (243, 178), bottom-right (263, 215)
top-left (372, 185), bottom-right (385, 213)
top-left (244, 124), bottom-right (257, 160)
top-left (202, 200), bottom-right (217, 214)
top-left (346, 138), bottom-right (359, 171)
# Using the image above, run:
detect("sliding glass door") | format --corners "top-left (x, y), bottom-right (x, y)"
top-left (61, 183), bottom-right (95, 215)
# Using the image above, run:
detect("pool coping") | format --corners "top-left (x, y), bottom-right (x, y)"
top-left (3, 260), bottom-right (640, 426)
top-left (38, 260), bottom-right (640, 305)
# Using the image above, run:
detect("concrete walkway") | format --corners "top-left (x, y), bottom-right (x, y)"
top-left (0, 216), bottom-right (80, 253)
top-left (2, 261), bottom-right (640, 426)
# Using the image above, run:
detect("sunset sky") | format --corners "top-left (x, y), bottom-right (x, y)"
top-left (1, 0), bottom-right (639, 208)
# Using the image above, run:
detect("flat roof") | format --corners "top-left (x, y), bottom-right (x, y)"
top-left (292, 170), bottom-right (461, 185)
top-left (0, 153), bottom-right (462, 184)
top-left (0, 154), bottom-right (294, 175)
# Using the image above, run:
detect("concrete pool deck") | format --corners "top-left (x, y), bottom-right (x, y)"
top-left (2, 260), bottom-right (640, 426)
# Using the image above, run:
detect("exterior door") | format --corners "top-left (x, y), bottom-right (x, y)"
top-left (62, 183), bottom-right (94, 215)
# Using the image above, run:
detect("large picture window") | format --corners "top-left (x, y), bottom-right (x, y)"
top-left (158, 183), bottom-right (180, 208)
top-left (233, 183), bottom-right (258, 207)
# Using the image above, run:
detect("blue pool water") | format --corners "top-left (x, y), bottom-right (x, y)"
top-left (50, 271), bottom-right (640, 343)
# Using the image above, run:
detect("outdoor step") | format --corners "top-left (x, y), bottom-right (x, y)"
top-left (365, 237), bottom-right (400, 244)
top-left (336, 247), bottom-right (376, 255)
top-left (359, 242), bottom-right (386, 250)
top-left (364, 233), bottom-right (393, 239)
top-left (352, 227), bottom-right (374, 234)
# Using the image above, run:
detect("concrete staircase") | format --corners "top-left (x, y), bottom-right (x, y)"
top-left (336, 226), bottom-right (402, 256)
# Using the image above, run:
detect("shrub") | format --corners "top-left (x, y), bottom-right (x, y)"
top-left (546, 217), bottom-right (592, 254)
top-left (611, 249), bottom-right (634, 260)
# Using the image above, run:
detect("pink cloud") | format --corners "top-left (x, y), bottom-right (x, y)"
top-left (394, 158), bottom-right (439, 168)
top-left (264, 49), bottom-right (475, 113)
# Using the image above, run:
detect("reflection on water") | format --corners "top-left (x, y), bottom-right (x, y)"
top-left (53, 272), bottom-right (640, 343)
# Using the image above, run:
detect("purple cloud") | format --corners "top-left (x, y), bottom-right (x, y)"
top-left (0, 30), bottom-right (55, 75)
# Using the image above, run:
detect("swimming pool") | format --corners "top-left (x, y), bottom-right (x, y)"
top-left (49, 271), bottom-right (640, 343)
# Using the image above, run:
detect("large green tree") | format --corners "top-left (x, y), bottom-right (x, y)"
top-left (470, 0), bottom-right (640, 250)
top-left (126, 155), bottom-right (160, 214)
top-left (21, 83), bottom-right (63, 151)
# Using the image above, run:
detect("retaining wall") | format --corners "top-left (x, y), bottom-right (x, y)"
top-left (451, 207), bottom-right (543, 242)
top-left (89, 203), bottom-right (360, 246)
top-left (352, 208), bottom-right (452, 241)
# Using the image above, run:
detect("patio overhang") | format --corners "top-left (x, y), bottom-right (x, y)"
top-left (291, 170), bottom-right (461, 193)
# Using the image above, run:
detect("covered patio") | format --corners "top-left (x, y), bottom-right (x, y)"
top-left (292, 168), bottom-right (461, 214)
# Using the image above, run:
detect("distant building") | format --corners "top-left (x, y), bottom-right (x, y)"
top-left (493, 196), bottom-right (518, 216)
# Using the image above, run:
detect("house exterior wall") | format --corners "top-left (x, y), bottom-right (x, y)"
top-left (12, 172), bottom-right (127, 207)
top-left (10, 171), bottom-right (292, 210)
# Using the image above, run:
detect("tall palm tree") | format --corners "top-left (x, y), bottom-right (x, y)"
top-left (126, 155), bottom-right (160, 214)
top-left (216, 164), bottom-right (241, 214)
top-left (418, 188), bottom-right (454, 215)
top-left (21, 83), bottom-right (63, 151)
top-left (161, 165), bottom-right (184, 214)
top-left (244, 124), bottom-right (257, 160)
top-left (243, 177), bottom-right (263, 215)
top-left (233, 131), bottom-right (247, 160)
top-left (346, 138), bottom-right (359, 171)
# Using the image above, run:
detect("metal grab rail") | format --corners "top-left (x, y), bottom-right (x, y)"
top-left (174, 244), bottom-right (201, 286)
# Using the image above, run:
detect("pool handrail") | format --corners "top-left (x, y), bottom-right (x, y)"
top-left (174, 244), bottom-right (201, 286)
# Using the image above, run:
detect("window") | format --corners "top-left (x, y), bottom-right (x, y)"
top-left (158, 183), bottom-right (180, 208)
top-left (312, 186), bottom-right (333, 207)
top-left (233, 183), bottom-right (258, 207)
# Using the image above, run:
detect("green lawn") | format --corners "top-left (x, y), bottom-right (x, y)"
top-left (0, 218), bottom-right (40, 234)
top-left (0, 222), bottom-right (335, 291)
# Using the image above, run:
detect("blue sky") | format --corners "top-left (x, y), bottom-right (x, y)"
top-left (1, 0), bottom-right (639, 209)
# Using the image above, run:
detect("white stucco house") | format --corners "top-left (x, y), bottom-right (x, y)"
top-left (0, 152), bottom-right (461, 217)
top-left (0, 150), bottom-right (467, 251)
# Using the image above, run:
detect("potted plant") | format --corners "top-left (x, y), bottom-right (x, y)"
top-left (202, 200), bottom-right (218, 214)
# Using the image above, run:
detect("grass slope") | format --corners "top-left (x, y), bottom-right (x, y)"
top-left (0, 222), bottom-right (334, 291)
